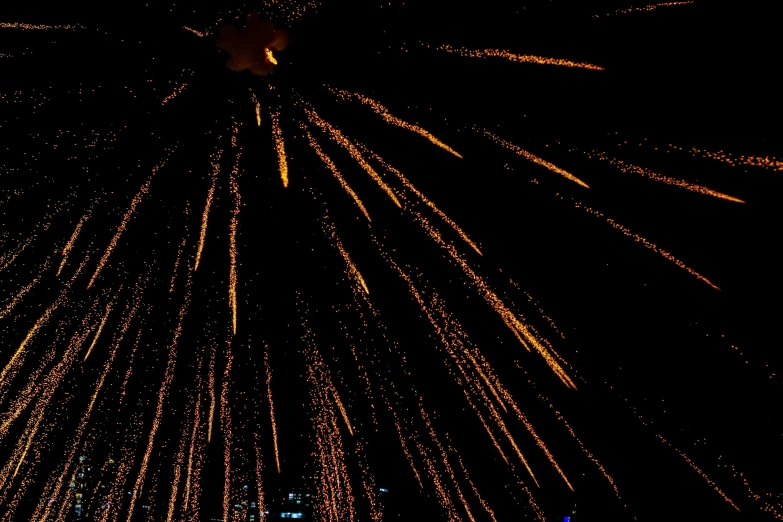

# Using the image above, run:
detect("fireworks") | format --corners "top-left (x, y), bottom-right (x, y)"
top-left (0, 2), bottom-right (778, 522)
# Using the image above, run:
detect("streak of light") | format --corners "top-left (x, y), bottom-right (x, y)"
top-left (308, 133), bottom-right (371, 221)
top-left (0, 22), bottom-right (84, 30)
top-left (125, 275), bottom-right (191, 522)
top-left (183, 26), bottom-right (206, 37)
top-left (595, 1), bottom-right (694, 16)
top-left (656, 434), bottom-right (740, 511)
top-left (0, 289), bottom-right (67, 390)
top-left (578, 149), bottom-right (744, 202)
top-left (670, 143), bottom-right (783, 172)
top-left (264, 349), bottom-right (281, 473)
top-left (363, 147), bottom-right (482, 255)
top-left (221, 345), bottom-right (234, 522)
top-left (333, 387), bottom-right (354, 436)
top-left (208, 344), bottom-right (216, 444)
top-left (484, 130), bottom-right (589, 187)
top-left (436, 43), bottom-right (604, 70)
top-left (182, 389), bottom-right (202, 512)
top-left (571, 198), bottom-right (721, 290)
top-left (331, 88), bottom-right (462, 158)
top-left (271, 110), bottom-right (289, 187)
top-left (454, 453), bottom-right (499, 522)
top-left (58, 215), bottom-right (87, 276)
top-left (194, 151), bottom-right (221, 271)
top-left (229, 147), bottom-right (241, 335)
top-left (305, 106), bottom-right (402, 207)
top-left (83, 302), bottom-right (112, 361)
top-left (161, 83), bottom-right (187, 105)
top-left (88, 157), bottom-right (169, 288)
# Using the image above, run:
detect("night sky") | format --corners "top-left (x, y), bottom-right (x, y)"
top-left (0, 2), bottom-right (781, 521)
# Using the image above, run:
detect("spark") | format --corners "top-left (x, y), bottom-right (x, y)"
top-left (125, 275), bottom-right (191, 522)
top-left (578, 149), bottom-right (745, 202)
top-left (656, 434), bottom-right (740, 511)
top-left (194, 151), bottom-right (222, 271)
top-left (221, 345), bottom-right (234, 522)
top-left (484, 130), bottom-right (590, 187)
top-left (572, 198), bottom-right (721, 290)
top-left (183, 26), bottom-right (206, 37)
top-left (161, 83), bottom-right (187, 105)
top-left (305, 105), bottom-right (402, 207)
top-left (331, 88), bottom-right (463, 158)
top-left (0, 22), bottom-right (83, 30)
top-left (58, 215), bottom-right (87, 276)
top-left (308, 133), bottom-right (371, 221)
top-left (88, 157), bottom-right (169, 288)
top-left (670, 143), bottom-right (783, 172)
top-left (229, 146), bottom-right (241, 335)
top-left (436, 43), bottom-right (605, 70)
top-left (83, 302), bottom-right (112, 361)
top-left (264, 349), bottom-right (281, 473)
top-left (271, 109), bottom-right (289, 187)
top-left (595, 1), bottom-right (695, 17)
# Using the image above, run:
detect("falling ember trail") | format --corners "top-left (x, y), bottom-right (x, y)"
top-left (305, 105), bottom-right (402, 208)
top-left (58, 215), bottom-right (87, 276)
top-left (271, 110), bottom-right (289, 187)
top-left (308, 133), bottom-right (371, 221)
top-left (183, 26), bottom-right (206, 37)
top-left (265, 349), bottom-right (281, 473)
top-left (89, 157), bottom-right (169, 288)
top-left (83, 302), bottom-right (112, 361)
top-left (162, 83), bottom-right (187, 105)
top-left (331, 88), bottom-right (463, 158)
top-left (670, 143), bottom-right (783, 172)
top-left (195, 152), bottom-right (221, 271)
top-left (436, 44), bottom-right (604, 70)
top-left (656, 434), bottom-right (740, 511)
top-left (595, 1), bottom-right (694, 16)
top-left (572, 198), bottom-right (720, 290)
top-left (0, 22), bottom-right (84, 30)
top-left (229, 149), bottom-right (241, 335)
top-left (484, 130), bottom-right (589, 187)
top-left (577, 149), bottom-right (744, 203)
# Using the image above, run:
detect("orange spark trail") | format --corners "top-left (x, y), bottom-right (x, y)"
top-left (125, 276), bottom-right (191, 522)
top-left (363, 147), bottom-right (482, 255)
top-left (305, 106), bottom-right (402, 207)
top-left (161, 83), bottom-right (187, 105)
top-left (331, 88), bottom-right (462, 158)
top-left (579, 149), bottom-right (744, 202)
top-left (89, 158), bottom-right (168, 288)
top-left (58, 215), bottom-right (87, 276)
top-left (656, 434), bottom-right (740, 511)
top-left (0, 22), bottom-right (83, 30)
top-left (270, 110), bottom-right (289, 187)
top-left (308, 134), bottom-right (371, 221)
top-left (454, 454), bottom-right (499, 522)
top-left (436, 44), bottom-right (605, 70)
top-left (183, 26), bottom-right (205, 37)
top-left (221, 345), bottom-right (234, 522)
top-left (208, 344), bottom-right (216, 444)
top-left (182, 390), bottom-right (202, 512)
top-left (0, 288), bottom-right (68, 390)
top-left (264, 349), bottom-right (281, 473)
top-left (571, 198), bottom-right (721, 290)
top-left (83, 302), bottom-right (112, 361)
top-left (484, 130), bottom-right (590, 187)
top-left (670, 143), bottom-right (783, 172)
top-left (265, 49), bottom-right (278, 65)
top-left (229, 147), bottom-right (241, 335)
top-left (595, 1), bottom-right (694, 16)
top-left (195, 152), bottom-right (221, 271)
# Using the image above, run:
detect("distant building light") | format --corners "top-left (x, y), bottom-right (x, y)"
top-left (280, 512), bottom-right (304, 519)
top-left (564, 517), bottom-right (571, 522)
top-left (379, 488), bottom-right (388, 493)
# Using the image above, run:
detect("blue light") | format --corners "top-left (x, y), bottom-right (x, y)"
top-left (564, 517), bottom-right (571, 522)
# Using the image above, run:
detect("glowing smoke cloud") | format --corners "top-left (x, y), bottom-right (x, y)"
top-left (216, 13), bottom-right (289, 76)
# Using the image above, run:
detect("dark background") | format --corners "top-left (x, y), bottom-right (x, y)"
top-left (0, 1), bottom-right (781, 521)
